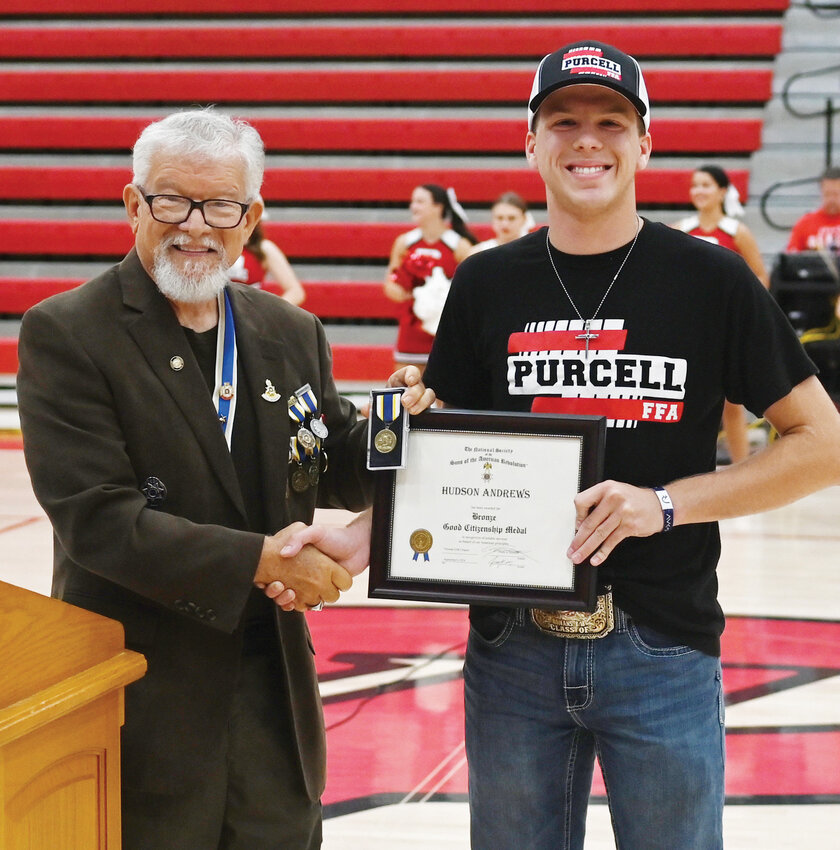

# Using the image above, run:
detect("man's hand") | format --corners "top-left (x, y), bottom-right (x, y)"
top-left (388, 365), bottom-right (436, 414)
top-left (254, 527), bottom-right (353, 613)
top-left (280, 509), bottom-right (373, 577)
top-left (567, 481), bottom-right (665, 567)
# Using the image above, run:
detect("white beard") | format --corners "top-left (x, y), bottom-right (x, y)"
top-left (152, 235), bottom-right (231, 304)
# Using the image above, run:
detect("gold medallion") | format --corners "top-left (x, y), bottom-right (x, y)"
top-left (409, 528), bottom-right (433, 557)
top-left (374, 427), bottom-right (397, 454)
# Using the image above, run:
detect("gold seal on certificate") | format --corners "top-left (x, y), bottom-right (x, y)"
top-left (409, 528), bottom-right (433, 562)
top-left (374, 427), bottom-right (397, 454)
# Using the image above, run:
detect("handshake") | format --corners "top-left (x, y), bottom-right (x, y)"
top-left (253, 509), bottom-right (373, 613)
top-left (253, 365), bottom-right (435, 613)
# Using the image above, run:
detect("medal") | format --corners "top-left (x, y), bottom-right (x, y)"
top-left (310, 416), bottom-right (328, 440)
top-left (374, 390), bottom-right (402, 455)
top-left (219, 382), bottom-right (234, 401)
top-left (374, 428), bottom-right (397, 453)
top-left (307, 462), bottom-right (320, 487)
top-left (367, 387), bottom-right (408, 471)
top-left (290, 464), bottom-right (310, 492)
top-left (297, 427), bottom-right (317, 452)
top-left (289, 384), bottom-right (323, 455)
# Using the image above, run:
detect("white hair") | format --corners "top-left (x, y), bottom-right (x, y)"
top-left (132, 108), bottom-right (265, 201)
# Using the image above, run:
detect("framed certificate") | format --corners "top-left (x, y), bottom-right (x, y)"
top-left (369, 408), bottom-right (606, 610)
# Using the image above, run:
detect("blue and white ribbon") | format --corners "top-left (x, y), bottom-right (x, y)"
top-left (213, 289), bottom-right (238, 449)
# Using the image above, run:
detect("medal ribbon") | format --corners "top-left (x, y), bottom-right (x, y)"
top-left (289, 383), bottom-right (322, 456)
top-left (375, 391), bottom-right (401, 426)
top-left (295, 384), bottom-right (319, 416)
top-left (288, 399), bottom-right (307, 425)
top-left (289, 437), bottom-right (301, 464)
top-left (213, 289), bottom-right (238, 449)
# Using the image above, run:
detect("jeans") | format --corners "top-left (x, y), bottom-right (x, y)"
top-left (464, 604), bottom-right (725, 850)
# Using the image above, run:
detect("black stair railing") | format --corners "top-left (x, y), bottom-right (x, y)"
top-left (760, 62), bottom-right (839, 231)
top-left (795, 0), bottom-right (840, 18)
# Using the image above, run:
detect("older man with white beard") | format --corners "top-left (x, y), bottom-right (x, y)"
top-left (16, 109), bottom-right (432, 850)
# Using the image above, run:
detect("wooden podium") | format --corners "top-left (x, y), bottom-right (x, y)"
top-left (0, 581), bottom-right (146, 849)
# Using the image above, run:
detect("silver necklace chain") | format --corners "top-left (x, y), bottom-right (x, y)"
top-left (545, 216), bottom-right (641, 325)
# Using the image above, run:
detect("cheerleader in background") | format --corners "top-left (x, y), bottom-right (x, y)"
top-left (674, 165), bottom-right (770, 463)
top-left (229, 217), bottom-right (306, 306)
top-left (469, 191), bottom-right (536, 255)
top-left (384, 184), bottom-right (476, 371)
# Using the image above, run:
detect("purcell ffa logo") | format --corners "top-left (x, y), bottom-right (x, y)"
top-left (562, 46), bottom-right (622, 81)
top-left (507, 318), bottom-right (687, 428)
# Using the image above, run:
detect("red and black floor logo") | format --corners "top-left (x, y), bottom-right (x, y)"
top-left (310, 609), bottom-right (840, 816)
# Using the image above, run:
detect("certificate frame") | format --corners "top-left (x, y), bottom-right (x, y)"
top-left (369, 408), bottom-right (606, 610)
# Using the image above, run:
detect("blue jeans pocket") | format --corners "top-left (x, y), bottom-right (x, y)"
top-left (627, 619), bottom-right (695, 657)
top-left (468, 606), bottom-right (516, 647)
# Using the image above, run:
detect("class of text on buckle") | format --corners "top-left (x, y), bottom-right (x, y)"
top-left (531, 590), bottom-right (614, 639)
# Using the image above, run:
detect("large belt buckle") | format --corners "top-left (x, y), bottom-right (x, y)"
top-left (531, 591), bottom-right (614, 639)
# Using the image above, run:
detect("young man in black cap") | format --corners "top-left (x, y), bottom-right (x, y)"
top-left (281, 41), bottom-right (840, 848)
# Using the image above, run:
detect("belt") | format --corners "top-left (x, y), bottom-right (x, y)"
top-left (531, 589), bottom-right (614, 639)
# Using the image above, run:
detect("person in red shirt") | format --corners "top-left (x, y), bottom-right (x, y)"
top-left (674, 165), bottom-right (768, 285)
top-left (384, 184), bottom-right (476, 370)
top-left (787, 166), bottom-right (840, 252)
top-left (228, 219), bottom-right (306, 305)
top-left (674, 165), bottom-right (769, 463)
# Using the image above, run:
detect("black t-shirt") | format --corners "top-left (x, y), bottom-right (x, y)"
top-left (424, 221), bottom-right (816, 655)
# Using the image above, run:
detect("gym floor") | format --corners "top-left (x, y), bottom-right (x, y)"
top-left (2, 445), bottom-right (838, 849)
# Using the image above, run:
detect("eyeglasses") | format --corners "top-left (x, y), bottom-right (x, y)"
top-left (139, 190), bottom-right (250, 229)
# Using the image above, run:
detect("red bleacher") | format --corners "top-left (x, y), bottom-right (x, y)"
top-left (2, 0), bottom-right (791, 14)
top-left (0, 24), bottom-right (781, 59)
top-left (0, 69), bottom-right (773, 105)
top-left (0, 167), bottom-right (751, 205)
top-left (0, 221), bottom-right (491, 262)
top-left (0, 0), bottom-right (789, 384)
top-left (0, 337), bottom-right (393, 382)
top-left (0, 278), bottom-right (401, 320)
top-left (0, 117), bottom-right (763, 155)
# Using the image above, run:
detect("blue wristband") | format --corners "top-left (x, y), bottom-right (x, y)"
top-left (652, 486), bottom-right (674, 533)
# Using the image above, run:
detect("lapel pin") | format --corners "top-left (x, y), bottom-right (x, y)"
top-left (169, 355), bottom-right (185, 371)
top-left (262, 379), bottom-right (281, 402)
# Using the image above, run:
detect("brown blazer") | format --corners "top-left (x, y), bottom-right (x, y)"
top-left (16, 250), bottom-right (372, 799)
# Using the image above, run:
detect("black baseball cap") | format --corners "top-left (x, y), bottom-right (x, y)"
top-left (528, 41), bottom-right (650, 131)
